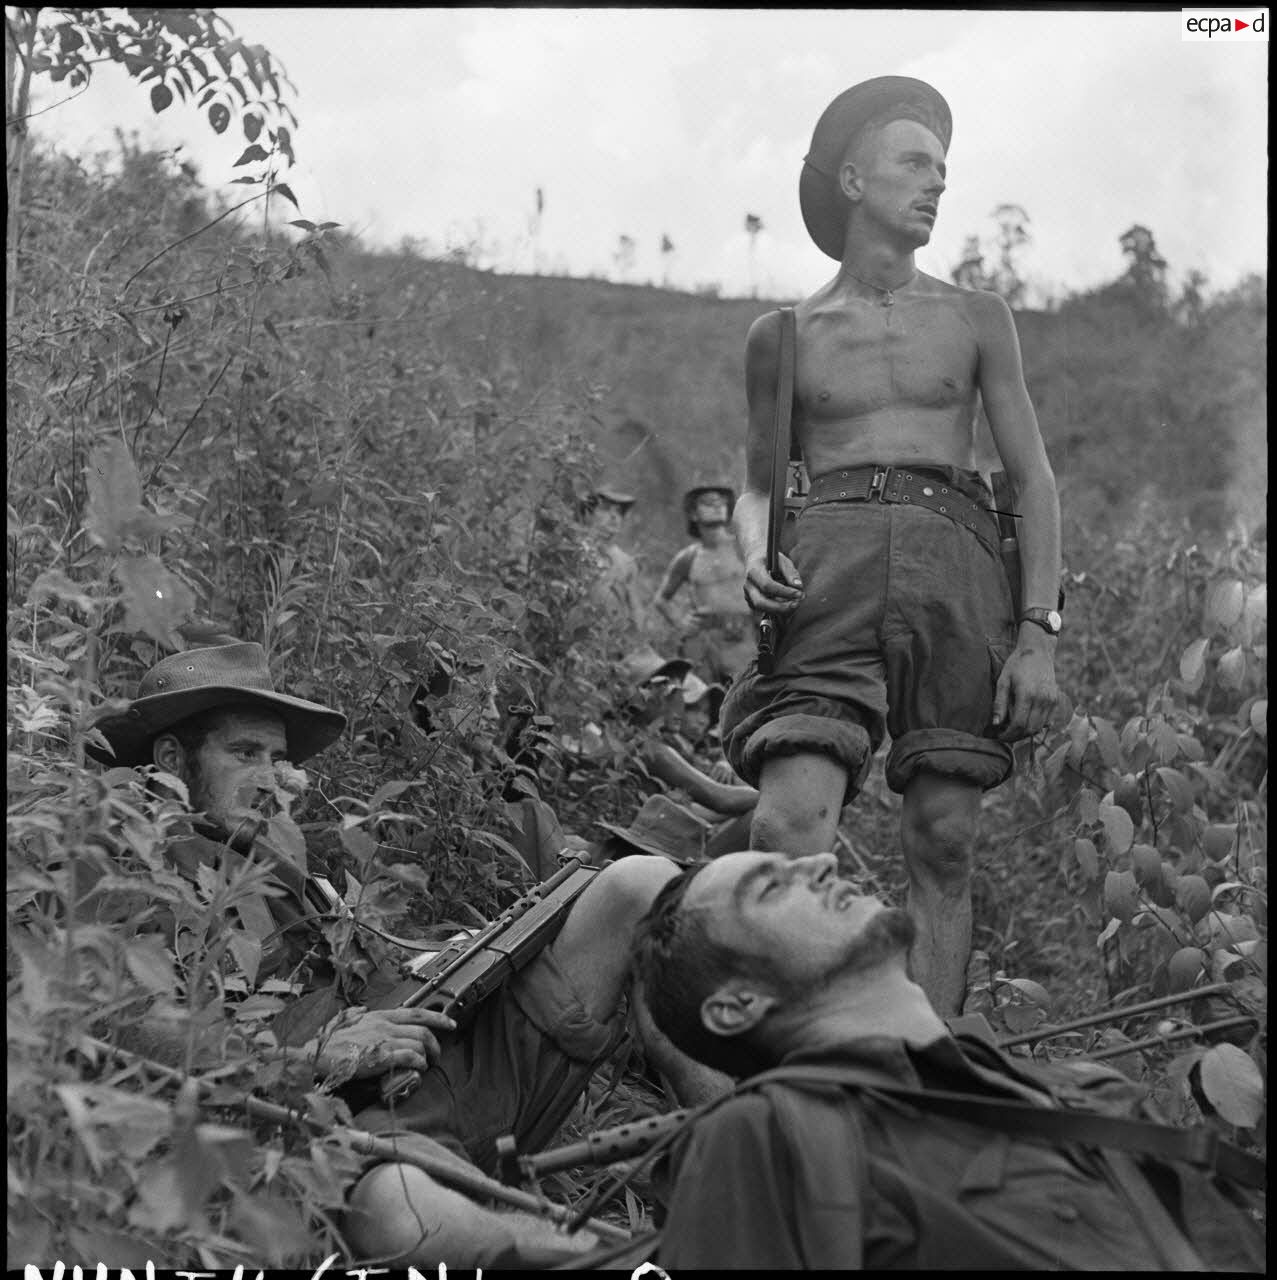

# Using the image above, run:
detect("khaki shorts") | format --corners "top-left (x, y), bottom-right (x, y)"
top-left (352, 945), bottom-right (626, 1176)
top-left (720, 466), bottom-right (1017, 799)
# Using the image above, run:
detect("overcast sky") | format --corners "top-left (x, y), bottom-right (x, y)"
top-left (29, 7), bottom-right (1269, 302)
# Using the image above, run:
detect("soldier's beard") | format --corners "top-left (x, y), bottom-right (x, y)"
top-left (187, 766), bottom-right (267, 853)
top-left (776, 907), bottom-right (917, 1002)
top-left (848, 906), bottom-right (915, 971)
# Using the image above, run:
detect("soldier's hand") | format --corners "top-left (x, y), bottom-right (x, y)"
top-left (708, 757), bottom-right (740, 785)
top-left (743, 552), bottom-right (803, 615)
top-left (992, 641), bottom-right (1059, 741)
top-left (309, 1005), bottom-right (457, 1080)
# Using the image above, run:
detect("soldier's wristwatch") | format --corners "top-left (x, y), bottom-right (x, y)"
top-left (1020, 607), bottom-right (1063, 637)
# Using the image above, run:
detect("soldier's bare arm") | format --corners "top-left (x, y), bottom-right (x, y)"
top-left (970, 290), bottom-right (1061, 738)
top-left (653, 545), bottom-right (695, 625)
top-left (738, 311), bottom-right (804, 614)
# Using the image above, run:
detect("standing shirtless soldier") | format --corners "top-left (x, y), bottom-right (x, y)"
top-left (584, 485), bottom-right (646, 636)
top-left (720, 77), bottom-right (1062, 1016)
top-left (654, 484), bottom-right (756, 683)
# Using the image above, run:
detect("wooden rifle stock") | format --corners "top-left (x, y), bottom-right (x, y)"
top-left (990, 470), bottom-right (1022, 620)
top-left (989, 470), bottom-right (1065, 618)
top-left (757, 306), bottom-right (797, 675)
top-left (373, 856), bottom-right (600, 1103)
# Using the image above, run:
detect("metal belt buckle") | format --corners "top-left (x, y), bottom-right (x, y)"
top-left (869, 465), bottom-right (892, 501)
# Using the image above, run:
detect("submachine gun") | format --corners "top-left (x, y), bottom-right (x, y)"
top-left (366, 854), bottom-right (601, 1104)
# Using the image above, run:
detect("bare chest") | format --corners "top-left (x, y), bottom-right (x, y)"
top-left (688, 543), bottom-right (744, 589)
top-left (797, 299), bottom-right (979, 422)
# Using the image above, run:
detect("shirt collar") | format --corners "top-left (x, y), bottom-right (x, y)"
top-left (781, 1032), bottom-right (1054, 1107)
top-left (167, 825), bottom-right (309, 903)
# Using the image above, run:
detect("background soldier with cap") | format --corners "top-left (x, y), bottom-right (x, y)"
top-left (90, 641), bottom-right (721, 1266)
top-left (653, 483), bottom-right (755, 683)
top-left (582, 484), bottom-right (646, 635)
top-left (720, 77), bottom-right (1062, 1016)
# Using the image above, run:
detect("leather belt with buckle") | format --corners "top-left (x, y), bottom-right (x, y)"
top-left (804, 464), bottom-right (1000, 550)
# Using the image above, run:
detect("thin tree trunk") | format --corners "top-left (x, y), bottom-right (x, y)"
top-left (6, 9), bottom-right (38, 319)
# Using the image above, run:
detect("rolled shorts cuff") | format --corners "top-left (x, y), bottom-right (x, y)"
top-left (886, 727), bottom-right (1013, 794)
top-left (737, 713), bottom-right (873, 791)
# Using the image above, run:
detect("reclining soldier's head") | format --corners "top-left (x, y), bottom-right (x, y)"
top-left (633, 852), bottom-right (915, 1077)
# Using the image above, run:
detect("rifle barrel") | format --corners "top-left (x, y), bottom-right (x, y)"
top-left (1083, 1015), bottom-right (1257, 1062)
top-left (996, 982), bottom-right (1235, 1048)
top-left (516, 1109), bottom-right (691, 1178)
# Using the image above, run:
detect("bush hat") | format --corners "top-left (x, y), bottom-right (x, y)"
top-left (680, 673), bottom-right (727, 716)
top-left (577, 485), bottom-right (637, 523)
top-left (90, 642), bottom-right (346, 766)
top-left (621, 647), bottom-right (693, 687)
top-left (684, 484), bottom-right (736, 535)
top-left (800, 76), bottom-right (952, 261)
top-left (596, 793), bottom-right (712, 863)
top-left (591, 486), bottom-right (637, 512)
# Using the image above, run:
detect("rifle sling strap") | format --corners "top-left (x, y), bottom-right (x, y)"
top-left (742, 1063), bottom-right (1265, 1189)
top-left (765, 306), bottom-right (797, 575)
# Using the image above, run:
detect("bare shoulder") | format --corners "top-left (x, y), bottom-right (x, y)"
top-left (950, 283), bottom-right (1017, 335)
top-left (745, 308), bottom-right (787, 369)
top-left (670, 544), bottom-right (698, 571)
top-left (914, 269), bottom-right (969, 301)
top-left (914, 271), bottom-right (1003, 312)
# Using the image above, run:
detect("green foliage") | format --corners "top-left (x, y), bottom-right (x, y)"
top-left (6, 127), bottom-right (1267, 1264)
top-left (6, 9), bottom-right (300, 322)
top-left (978, 516), bottom-right (1266, 1140)
top-left (7, 706), bottom-right (368, 1264)
top-left (6, 135), bottom-right (667, 1264)
top-left (11, 8), bottom-right (297, 140)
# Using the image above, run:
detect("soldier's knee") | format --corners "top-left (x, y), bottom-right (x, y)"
top-left (902, 798), bottom-right (977, 882)
top-left (751, 799), bottom-right (835, 854)
top-left (346, 1162), bottom-right (447, 1260)
top-left (750, 806), bottom-right (794, 852)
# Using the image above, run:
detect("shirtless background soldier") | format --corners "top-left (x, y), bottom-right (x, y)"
top-left (720, 76), bottom-right (1061, 1015)
top-left (654, 484), bottom-right (755, 683)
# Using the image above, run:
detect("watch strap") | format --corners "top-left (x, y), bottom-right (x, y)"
top-left (1019, 607), bottom-right (1061, 635)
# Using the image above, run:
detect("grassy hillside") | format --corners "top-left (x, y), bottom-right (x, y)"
top-left (348, 247), bottom-right (1266, 575)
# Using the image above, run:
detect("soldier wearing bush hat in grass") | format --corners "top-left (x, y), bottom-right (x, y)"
top-left (720, 75), bottom-right (1063, 1017)
top-left (91, 641), bottom-right (725, 1267)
